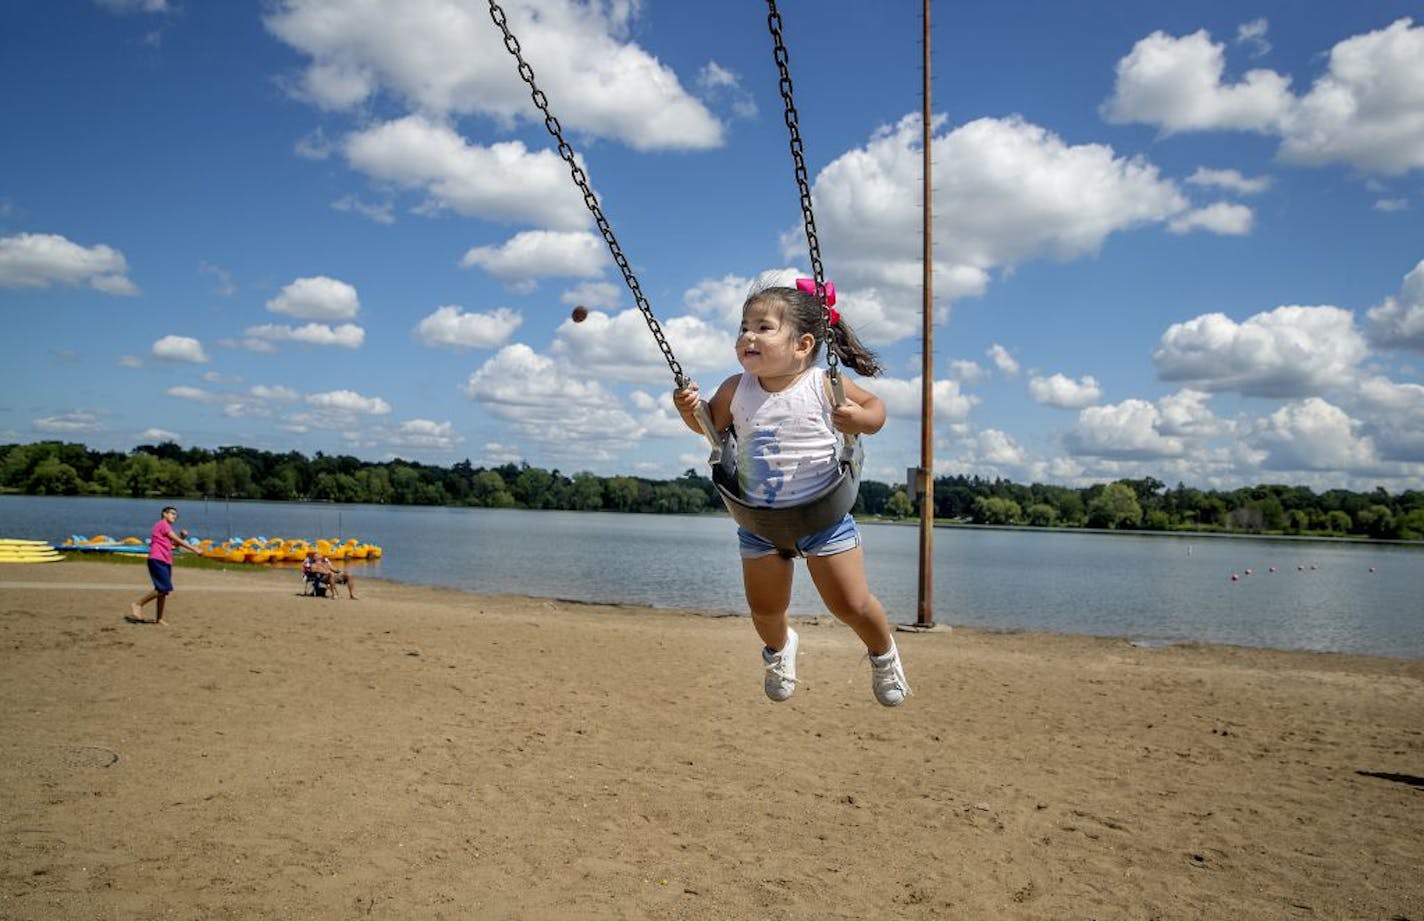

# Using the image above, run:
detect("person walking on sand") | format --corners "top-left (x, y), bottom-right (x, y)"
top-left (673, 282), bottom-right (910, 706)
top-left (130, 505), bottom-right (202, 625)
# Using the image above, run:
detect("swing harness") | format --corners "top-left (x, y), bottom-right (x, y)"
top-left (489, 0), bottom-right (862, 556)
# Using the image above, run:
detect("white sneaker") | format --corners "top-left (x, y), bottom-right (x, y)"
top-left (869, 641), bottom-right (911, 707)
top-left (761, 628), bottom-right (799, 702)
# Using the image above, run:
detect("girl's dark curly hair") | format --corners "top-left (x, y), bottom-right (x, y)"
top-left (743, 285), bottom-right (882, 377)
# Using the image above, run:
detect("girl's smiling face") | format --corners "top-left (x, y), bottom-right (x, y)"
top-left (737, 300), bottom-right (814, 381)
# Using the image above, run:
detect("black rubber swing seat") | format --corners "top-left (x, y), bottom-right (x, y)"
top-left (709, 429), bottom-right (864, 556)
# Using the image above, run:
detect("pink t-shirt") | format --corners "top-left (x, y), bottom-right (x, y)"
top-left (148, 519), bottom-right (175, 564)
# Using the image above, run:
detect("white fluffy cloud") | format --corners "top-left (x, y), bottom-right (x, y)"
top-left (682, 272), bottom-right (764, 328)
top-left (1250, 398), bottom-right (1380, 472)
top-left (1153, 305), bottom-right (1366, 398)
top-left (305, 389), bottom-right (391, 415)
top-left (876, 376), bottom-right (978, 423)
top-left (1102, 29), bottom-right (1292, 133)
top-left (1278, 19), bottom-right (1424, 174)
top-left (1156, 389), bottom-right (1224, 438)
top-left (1167, 202), bottom-right (1253, 236)
top-left (1028, 372), bottom-right (1102, 409)
top-left (1365, 259), bottom-right (1424, 352)
top-left (1236, 18), bottom-right (1271, 58)
top-left (343, 116), bottom-right (591, 230)
top-left (987, 343), bottom-right (1020, 377)
top-left (551, 310), bottom-right (727, 385)
top-left (151, 335), bottom-right (209, 363)
top-left (801, 115), bottom-right (1193, 339)
top-left (1186, 167), bottom-right (1272, 195)
top-left (0, 232), bottom-right (138, 294)
top-left (245, 323), bottom-right (365, 348)
top-left (463, 343), bottom-right (646, 462)
top-left (1354, 375), bottom-right (1424, 462)
top-left (414, 305), bottom-right (522, 349)
top-left (249, 384), bottom-right (300, 402)
top-left (263, 0), bottom-right (722, 151)
top-left (165, 385), bottom-right (214, 402)
top-left (34, 410), bottom-right (104, 433)
top-left (949, 359), bottom-right (988, 383)
top-left (266, 275), bottom-right (360, 320)
top-left (461, 231), bottom-right (607, 285)
top-left (387, 418), bottom-right (463, 451)
top-left (562, 281), bottom-right (622, 311)
top-left (976, 429), bottom-right (1030, 467)
top-left (1064, 398), bottom-right (1187, 460)
top-left (1105, 19), bottom-right (1424, 175)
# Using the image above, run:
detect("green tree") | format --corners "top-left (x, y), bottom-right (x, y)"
top-left (512, 465), bottom-right (554, 508)
top-left (1087, 482), bottom-right (1143, 530)
top-left (1355, 504), bottom-right (1395, 538)
top-left (389, 465), bottom-right (421, 504)
top-left (885, 490), bottom-right (914, 519)
top-left (123, 453), bottom-right (160, 497)
top-left (470, 470), bottom-right (514, 508)
top-left (214, 457), bottom-right (254, 498)
top-left (1396, 508), bottom-right (1424, 540)
top-left (1323, 510), bottom-right (1353, 534)
top-left (357, 467), bottom-right (395, 504)
top-left (604, 476), bottom-right (642, 512)
top-left (312, 472), bottom-right (361, 503)
top-left (26, 456), bottom-right (82, 495)
top-left (1025, 502), bottom-right (1058, 527)
top-left (151, 458), bottom-right (195, 497)
top-left (972, 495), bottom-right (1021, 525)
top-left (569, 472), bottom-right (605, 511)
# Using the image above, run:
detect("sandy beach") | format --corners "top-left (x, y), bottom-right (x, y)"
top-left (1, 560), bottom-right (1421, 919)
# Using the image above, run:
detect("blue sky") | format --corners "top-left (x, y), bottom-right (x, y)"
top-left (2, 0), bottom-right (1422, 492)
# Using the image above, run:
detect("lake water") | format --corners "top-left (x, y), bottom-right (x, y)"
top-left (2, 495), bottom-right (1421, 658)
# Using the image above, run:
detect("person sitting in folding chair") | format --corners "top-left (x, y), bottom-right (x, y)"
top-left (310, 552), bottom-right (358, 600)
top-left (300, 551), bottom-right (328, 597)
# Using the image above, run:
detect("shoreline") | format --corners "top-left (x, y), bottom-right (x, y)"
top-left (2, 560), bottom-right (1422, 919)
top-left (13, 554), bottom-right (1424, 663)
top-left (14, 552), bottom-right (1424, 663)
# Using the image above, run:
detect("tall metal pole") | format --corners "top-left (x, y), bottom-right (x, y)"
top-left (916, 0), bottom-right (934, 627)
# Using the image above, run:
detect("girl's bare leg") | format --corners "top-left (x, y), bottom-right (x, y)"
top-left (806, 546), bottom-right (893, 655)
top-left (741, 553), bottom-right (794, 650)
top-left (132, 590), bottom-right (159, 620)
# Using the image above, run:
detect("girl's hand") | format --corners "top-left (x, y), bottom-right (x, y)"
top-left (831, 400), bottom-right (870, 435)
top-left (831, 398), bottom-right (882, 438)
top-left (833, 380), bottom-right (886, 436)
top-left (672, 384), bottom-right (701, 416)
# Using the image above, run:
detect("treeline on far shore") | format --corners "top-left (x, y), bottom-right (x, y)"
top-left (4, 440), bottom-right (1423, 541)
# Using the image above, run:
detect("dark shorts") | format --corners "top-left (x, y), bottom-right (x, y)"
top-left (147, 559), bottom-right (174, 594)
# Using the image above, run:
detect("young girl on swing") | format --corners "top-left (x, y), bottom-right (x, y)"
top-left (674, 283), bottom-right (911, 707)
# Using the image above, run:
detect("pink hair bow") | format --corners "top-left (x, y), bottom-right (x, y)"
top-left (795, 277), bottom-right (839, 325)
top-left (795, 277), bottom-right (836, 306)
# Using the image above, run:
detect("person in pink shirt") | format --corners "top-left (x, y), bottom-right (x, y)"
top-left (130, 505), bottom-right (202, 625)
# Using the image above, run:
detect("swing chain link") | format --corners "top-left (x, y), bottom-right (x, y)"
top-left (765, 1), bottom-right (837, 379)
top-left (487, 0), bottom-right (689, 387)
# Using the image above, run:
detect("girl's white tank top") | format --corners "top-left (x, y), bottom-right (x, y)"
top-left (730, 367), bottom-right (838, 507)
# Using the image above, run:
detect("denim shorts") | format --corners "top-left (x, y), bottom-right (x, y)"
top-left (737, 513), bottom-right (862, 559)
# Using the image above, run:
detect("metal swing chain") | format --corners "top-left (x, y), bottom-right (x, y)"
top-left (487, 0), bottom-right (688, 388)
top-left (765, 1), bottom-right (838, 379)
